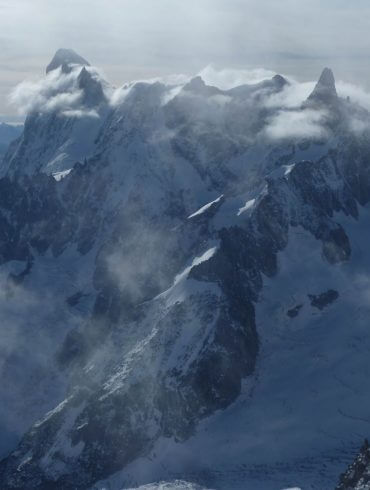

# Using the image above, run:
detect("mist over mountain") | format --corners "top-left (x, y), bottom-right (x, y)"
top-left (0, 123), bottom-right (23, 162)
top-left (1, 46), bottom-right (370, 490)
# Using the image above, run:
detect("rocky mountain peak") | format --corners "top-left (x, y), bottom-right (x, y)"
top-left (77, 66), bottom-right (106, 107)
top-left (46, 48), bottom-right (90, 74)
top-left (271, 73), bottom-right (289, 89)
top-left (307, 67), bottom-right (338, 103)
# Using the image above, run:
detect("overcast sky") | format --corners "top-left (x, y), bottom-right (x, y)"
top-left (1, 0), bottom-right (370, 121)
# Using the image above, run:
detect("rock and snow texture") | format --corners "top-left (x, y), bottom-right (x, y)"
top-left (1, 50), bottom-right (370, 490)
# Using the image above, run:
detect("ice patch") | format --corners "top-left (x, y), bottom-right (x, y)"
top-left (237, 199), bottom-right (255, 216)
top-left (188, 195), bottom-right (223, 219)
top-left (53, 168), bottom-right (72, 181)
top-left (284, 164), bottom-right (296, 175)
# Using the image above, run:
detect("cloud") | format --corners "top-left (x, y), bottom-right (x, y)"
top-left (336, 81), bottom-right (370, 134)
top-left (8, 48), bottom-right (370, 143)
top-left (261, 75), bottom-right (370, 138)
top-left (61, 109), bottom-right (99, 118)
top-left (104, 223), bottom-right (176, 303)
top-left (254, 73), bottom-right (370, 139)
top-left (9, 65), bottom-right (105, 117)
top-left (0, 260), bottom-right (86, 458)
top-left (265, 79), bottom-right (316, 109)
top-left (109, 84), bottom-right (134, 107)
top-left (110, 73), bottom-right (190, 108)
top-left (161, 85), bottom-right (184, 106)
top-left (337, 81), bottom-right (370, 111)
top-left (348, 117), bottom-right (369, 135)
top-left (198, 65), bottom-right (277, 90)
top-left (9, 66), bottom-right (81, 115)
top-left (264, 108), bottom-right (328, 140)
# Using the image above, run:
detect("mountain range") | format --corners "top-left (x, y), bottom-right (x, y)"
top-left (0, 48), bottom-right (370, 489)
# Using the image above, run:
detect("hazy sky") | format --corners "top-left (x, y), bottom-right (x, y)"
top-left (2, 0), bottom-right (370, 121)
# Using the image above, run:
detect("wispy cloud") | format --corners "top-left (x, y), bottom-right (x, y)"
top-left (9, 66), bottom-right (81, 115)
top-left (264, 108), bottom-right (328, 140)
top-left (9, 65), bottom-right (104, 117)
top-left (264, 79), bottom-right (316, 109)
top-left (337, 81), bottom-right (370, 111)
top-left (198, 65), bottom-right (277, 90)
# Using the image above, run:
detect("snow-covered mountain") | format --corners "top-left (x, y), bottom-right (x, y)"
top-left (1, 50), bottom-right (370, 489)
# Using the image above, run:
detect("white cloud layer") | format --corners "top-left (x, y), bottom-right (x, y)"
top-left (9, 65), bottom-right (104, 117)
top-left (264, 80), bottom-right (316, 109)
top-left (337, 81), bottom-right (370, 111)
top-left (264, 109), bottom-right (328, 140)
top-left (198, 65), bottom-right (277, 90)
top-left (9, 51), bottom-right (370, 142)
top-left (9, 67), bottom-right (81, 115)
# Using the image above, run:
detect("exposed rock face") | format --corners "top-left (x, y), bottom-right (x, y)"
top-left (77, 66), bottom-right (107, 107)
top-left (1, 52), bottom-right (370, 489)
top-left (46, 48), bottom-right (90, 73)
top-left (308, 67), bottom-right (338, 105)
top-left (337, 441), bottom-right (370, 490)
top-left (308, 289), bottom-right (339, 310)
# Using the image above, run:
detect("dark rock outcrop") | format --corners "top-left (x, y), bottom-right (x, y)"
top-left (46, 48), bottom-right (90, 74)
top-left (337, 440), bottom-right (370, 490)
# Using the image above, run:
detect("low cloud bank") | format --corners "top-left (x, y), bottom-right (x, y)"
top-left (264, 108), bottom-right (329, 140)
top-left (198, 64), bottom-right (277, 89)
top-left (9, 65), bottom-right (105, 118)
top-left (9, 61), bottom-right (370, 140)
